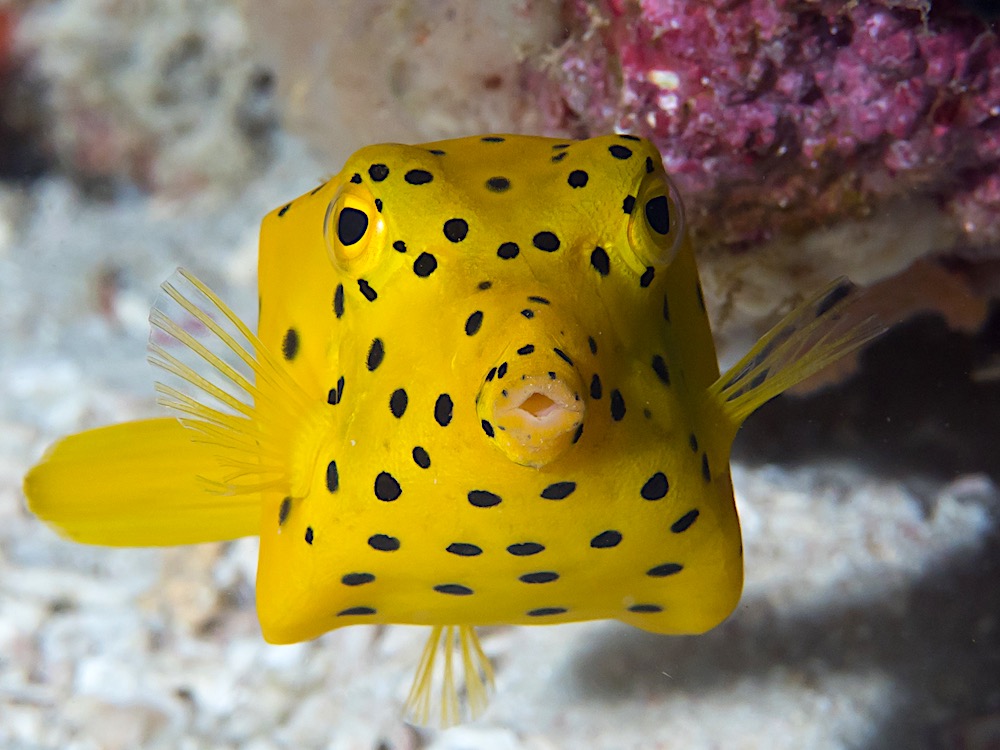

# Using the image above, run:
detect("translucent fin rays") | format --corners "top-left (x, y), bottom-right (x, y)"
top-left (710, 278), bottom-right (886, 428)
top-left (405, 625), bottom-right (495, 728)
top-left (148, 268), bottom-right (316, 497)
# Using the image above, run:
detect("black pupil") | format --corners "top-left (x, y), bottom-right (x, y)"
top-left (338, 206), bottom-right (369, 246)
top-left (645, 195), bottom-right (671, 235)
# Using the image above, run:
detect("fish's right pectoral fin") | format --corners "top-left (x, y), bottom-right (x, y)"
top-left (24, 417), bottom-right (260, 547)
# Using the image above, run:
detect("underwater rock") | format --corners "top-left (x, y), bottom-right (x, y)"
top-left (542, 0), bottom-right (1000, 252)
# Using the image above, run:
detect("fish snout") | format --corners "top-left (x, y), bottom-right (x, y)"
top-left (477, 350), bottom-right (586, 468)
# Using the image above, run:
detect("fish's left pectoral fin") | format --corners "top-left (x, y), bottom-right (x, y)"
top-left (24, 418), bottom-right (260, 546)
top-left (404, 625), bottom-right (495, 728)
top-left (709, 278), bottom-right (886, 430)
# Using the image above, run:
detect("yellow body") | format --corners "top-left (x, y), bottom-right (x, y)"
top-left (24, 134), bottom-right (881, 725)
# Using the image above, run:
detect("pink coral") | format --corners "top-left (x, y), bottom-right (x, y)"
top-left (543, 0), bottom-right (1000, 248)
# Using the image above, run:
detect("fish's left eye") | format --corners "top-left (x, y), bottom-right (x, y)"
top-left (626, 173), bottom-right (685, 270)
top-left (324, 184), bottom-right (383, 272)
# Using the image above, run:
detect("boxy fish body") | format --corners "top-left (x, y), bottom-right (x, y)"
top-left (24, 134), bottom-right (880, 725)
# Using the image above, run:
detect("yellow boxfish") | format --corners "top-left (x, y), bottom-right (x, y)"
top-left (24, 134), bottom-right (881, 726)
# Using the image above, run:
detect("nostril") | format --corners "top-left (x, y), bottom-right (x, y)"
top-left (517, 392), bottom-right (557, 418)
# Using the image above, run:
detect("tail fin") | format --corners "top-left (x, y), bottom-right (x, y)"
top-left (708, 279), bottom-right (885, 430)
top-left (405, 625), bottom-right (495, 728)
top-left (23, 418), bottom-right (260, 546)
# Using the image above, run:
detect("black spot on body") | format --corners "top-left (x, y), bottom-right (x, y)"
top-left (619, 134), bottom-right (641, 141)
top-left (541, 481), bottom-right (576, 500)
top-left (532, 231), bottom-right (560, 252)
top-left (478, 281), bottom-right (492, 290)
top-left (389, 388), bottom-right (408, 418)
top-left (412, 446), bottom-right (431, 468)
top-left (369, 534), bottom-right (399, 551)
top-left (282, 328), bottom-right (299, 361)
top-left (568, 170), bottom-right (589, 188)
top-left (429, 148), bottom-right (445, 155)
top-left (447, 543), bottom-right (482, 557)
top-left (702, 453), bottom-right (711, 482)
top-left (374, 472), bottom-right (402, 501)
top-left (647, 562), bottom-right (683, 577)
top-left (572, 424), bottom-right (584, 443)
top-left (689, 433), bottom-right (699, 452)
top-left (337, 207), bottom-right (369, 246)
top-left (326, 461), bottom-right (339, 492)
top-left (551, 151), bottom-right (568, 163)
top-left (393, 240), bottom-right (407, 253)
top-left (629, 604), bottom-right (663, 613)
top-left (481, 136), bottom-right (505, 142)
top-left (404, 169), bottom-right (433, 185)
top-left (366, 338), bottom-right (384, 371)
top-left (528, 296), bottom-right (550, 305)
top-left (468, 490), bottom-right (502, 508)
top-left (278, 497), bottom-right (291, 525)
top-left (327, 375), bottom-right (345, 405)
top-left (278, 202), bottom-right (291, 217)
top-left (486, 176), bottom-right (510, 192)
top-left (413, 252), bottom-right (438, 277)
top-left (507, 542), bottom-right (544, 556)
top-left (342, 572), bottom-right (375, 586)
top-left (374, 198), bottom-right (382, 212)
top-left (434, 394), bottom-right (453, 426)
top-left (497, 362), bottom-right (508, 379)
top-left (338, 606), bottom-right (375, 616)
top-left (610, 389), bottom-right (626, 421)
top-left (444, 218), bottom-right (469, 242)
top-left (652, 354), bottom-right (670, 385)
top-left (640, 266), bottom-right (655, 288)
top-left (368, 163), bottom-right (389, 181)
top-left (521, 309), bottom-right (535, 319)
top-left (333, 284), bottom-right (344, 318)
top-left (358, 279), bottom-right (377, 301)
top-left (350, 173), bottom-right (362, 184)
top-left (609, 145), bottom-right (633, 159)
top-left (623, 195), bottom-right (636, 214)
top-left (481, 419), bottom-right (495, 438)
top-left (553, 348), bottom-right (573, 366)
top-left (498, 241), bottom-right (519, 259)
top-left (662, 294), bottom-right (670, 322)
top-left (305, 527), bottom-right (314, 544)
top-left (520, 571), bottom-right (559, 584)
top-left (641, 472), bottom-right (669, 500)
top-left (671, 509), bottom-right (700, 533)
top-left (590, 246), bottom-right (610, 276)
top-left (588, 336), bottom-right (597, 354)
top-left (645, 155), bottom-right (655, 173)
top-left (465, 311), bottom-right (484, 336)
top-left (590, 530), bottom-right (621, 548)
top-left (517, 344), bottom-right (535, 355)
top-left (435, 584), bottom-right (473, 595)
top-left (528, 607), bottom-right (567, 616)
top-left (590, 373), bottom-right (603, 399)
top-left (645, 195), bottom-right (671, 234)
top-left (486, 366), bottom-right (497, 382)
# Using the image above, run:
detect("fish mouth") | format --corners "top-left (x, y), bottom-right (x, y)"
top-left (478, 359), bottom-right (585, 468)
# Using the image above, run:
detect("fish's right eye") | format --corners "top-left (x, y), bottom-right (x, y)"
top-left (324, 185), bottom-right (383, 272)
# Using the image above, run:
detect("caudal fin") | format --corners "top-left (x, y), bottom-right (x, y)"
top-left (24, 418), bottom-right (260, 546)
top-left (709, 279), bottom-right (885, 430)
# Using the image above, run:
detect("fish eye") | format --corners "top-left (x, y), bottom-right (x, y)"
top-left (324, 184), bottom-right (383, 271)
top-left (626, 173), bottom-right (685, 270)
